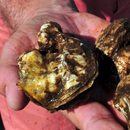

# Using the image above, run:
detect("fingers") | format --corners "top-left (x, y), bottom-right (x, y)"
top-left (0, 64), bottom-right (29, 110)
top-left (5, 66), bottom-right (29, 110)
top-left (0, 24), bottom-right (37, 110)
top-left (61, 102), bottom-right (126, 130)
top-left (0, 26), bottom-right (37, 110)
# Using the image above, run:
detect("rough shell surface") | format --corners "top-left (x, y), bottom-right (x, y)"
top-left (113, 74), bottom-right (130, 126)
top-left (95, 18), bottom-right (130, 130)
top-left (17, 21), bottom-right (98, 112)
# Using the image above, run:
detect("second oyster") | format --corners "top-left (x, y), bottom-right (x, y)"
top-left (95, 18), bottom-right (130, 130)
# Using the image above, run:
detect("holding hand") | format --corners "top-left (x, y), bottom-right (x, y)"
top-left (0, 0), bottom-right (127, 129)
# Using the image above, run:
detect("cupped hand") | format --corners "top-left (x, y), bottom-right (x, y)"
top-left (0, 11), bottom-right (126, 130)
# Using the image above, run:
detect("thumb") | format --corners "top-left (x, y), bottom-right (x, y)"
top-left (0, 65), bottom-right (29, 110)
top-left (60, 102), bottom-right (125, 130)
top-left (0, 28), bottom-right (36, 110)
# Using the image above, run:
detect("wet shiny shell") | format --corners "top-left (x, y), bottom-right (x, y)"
top-left (17, 22), bottom-right (98, 112)
top-left (95, 18), bottom-right (130, 130)
top-left (113, 74), bottom-right (130, 127)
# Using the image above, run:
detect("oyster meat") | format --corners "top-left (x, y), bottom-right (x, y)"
top-left (95, 18), bottom-right (130, 130)
top-left (17, 21), bottom-right (98, 112)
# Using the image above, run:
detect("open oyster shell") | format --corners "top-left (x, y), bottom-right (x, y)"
top-left (17, 22), bottom-right (98, 112)
top-left (95, 18), bottom-right (130, 130)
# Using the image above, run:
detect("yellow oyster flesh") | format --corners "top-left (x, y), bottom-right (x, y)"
top-left (17, 21), bottom-right (98, 112)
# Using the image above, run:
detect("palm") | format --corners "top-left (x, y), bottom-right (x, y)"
top-left (0, 12), bottom-right (126, 129)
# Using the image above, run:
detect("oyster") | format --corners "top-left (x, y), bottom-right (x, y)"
top-left (17, 21), bottom-right (98, 112)
top-left (95, 18), bottom-right (130, 130)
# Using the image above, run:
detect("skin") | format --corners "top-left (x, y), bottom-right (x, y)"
top-left (0, 0), bottom-right (128, 129)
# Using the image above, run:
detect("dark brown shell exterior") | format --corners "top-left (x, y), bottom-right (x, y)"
top-left (95, 18), bottom-right (130, 130)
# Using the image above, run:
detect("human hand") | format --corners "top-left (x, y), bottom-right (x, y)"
top-left (60, 88), bottom-right (127, 130)
top-left (0, 0), bottom-right (127, 129)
